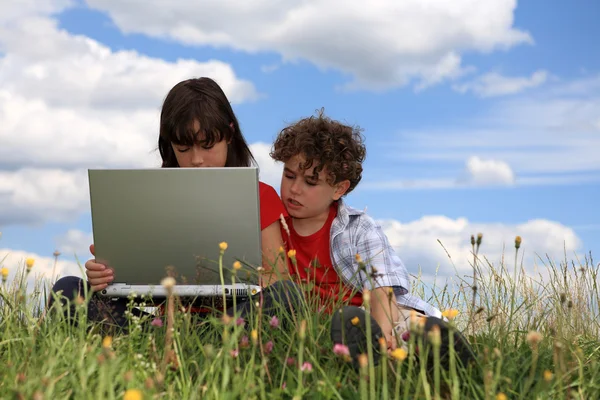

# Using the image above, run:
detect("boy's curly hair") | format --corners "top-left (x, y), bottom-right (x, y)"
top-left (270, 109), bottom-right (366, 195)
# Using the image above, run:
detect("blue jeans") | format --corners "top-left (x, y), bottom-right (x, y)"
top-left (49, 276), bottom-right (303, 332)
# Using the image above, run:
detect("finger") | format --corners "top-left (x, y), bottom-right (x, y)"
top-left (85, 261), bottom-right (106, 271)
top-left (91, 283), bottom-right (108, 292)
top-left (86, 269), bottom-right (113, 280)
top-left (89, 276), bottom-right (114, 286)
top-left (89, 243), bottom-right (95, 256)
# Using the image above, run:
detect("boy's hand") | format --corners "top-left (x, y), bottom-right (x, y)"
top-left (369, 287), bottom-right (400, 352)
top-left (85, 244), bottom-right (114, 292)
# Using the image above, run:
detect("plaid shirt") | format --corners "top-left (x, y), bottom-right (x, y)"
top-left (330, 200), bottom-right (442, 318)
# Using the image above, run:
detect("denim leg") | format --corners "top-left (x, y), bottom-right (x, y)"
top-left (229, 280), bottom-right (303, 324)
top-left (49, 276), bottom-right (150, 331)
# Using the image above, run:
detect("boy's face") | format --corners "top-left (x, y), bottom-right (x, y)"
top-left (281, 154), bottom-right (349, 220)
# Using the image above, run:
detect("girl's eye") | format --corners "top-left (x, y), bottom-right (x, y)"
top-left (201, 144), bottom-right (214, 150)
top-left (176, 147), bottom-right (190, 153)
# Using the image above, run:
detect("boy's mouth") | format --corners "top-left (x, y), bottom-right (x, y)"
top-left (287, 198), bottom-right (303, 207)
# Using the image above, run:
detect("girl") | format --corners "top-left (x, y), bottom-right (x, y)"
top-left (51, 77), bottom-right (300, 330)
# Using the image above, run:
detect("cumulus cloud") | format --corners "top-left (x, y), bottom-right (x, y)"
top-left (0, 247), bottom-right (83, 292)
top-left (453, 70), bottom-right (549, 97)
top-left (55, 229), bottom-right (94, 261)
top-left (85, 0), bottom-right (532, 90)
top-left (0, 10), bottom-right (259, 226)
top-left (462, 156), bottom-right (516, 186)
top-left (249, 142), bottom-right (283, 191)
top-left (378, 216), bottom-right (583, 285)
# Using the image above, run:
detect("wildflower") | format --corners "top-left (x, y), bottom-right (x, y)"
top-left (264, 341), bottom-right (274, 354)
top-left (219, 242), bottom-right (228, 252)
top-left (236, 317), bottom-right (245, 326)
top-left (151, 318), bottom-right (163, 327)
top-left (476, 233), bottom-right (483, 246)
top-left (442, 309), bottom-right (459, 320)
top-left (102, 336), bottom-right (113, 349)
top-left (269, 315), bottom-right (280, 329)
top-left (287, 249), bottom-right (297, 259)
top-left (250, 329), bottom-right (258, 344)
top-left (355, 254), bottom-right (362, 263)
top-left (358, 354), bottom-right (368, 369)
top-left (428, 325), bottom-right (441, 347)
top-left (496, 393), bottom-right (507, 400)
top-left (240, 336), bottom-right (249, 349)
top-left (390, 348), bottom-right (408, 361)
top-left (233, 261), bottom-right (241, 270)
top-left (515, 235), bottom-right (522, 250)
top-left (470, 235), bottom-right (475, 246)
top-left (363, 289), bottom-right (371, 304)
top-left (300, 362), bottom-right (313, 372)
top-left (161, 277), bottom-right (175, 290)
top-left (124, 370), bottom-right (134, 382)
top-left (543, 369), bottom-right (553, 382)
top-left (26, 257), bottom-right (35, 272)
top-left (350, 316), bottom-right (360, 326)
top-left (526, 331), bottom-right (543, 348)
top-left (2, 267), bottom-right (9, 282)
top-left (400, 331), bottom-right (410, 342)
top-left (333, 343), bottom-right (350, 357)
top-left (230, 349), bottom-right (239, 358)
top-left (278, 246), bottom-right (285, 255)
top-left (123, 389), bottom-right (143, 400)
top-left (299, 320), bottom-right (307, 339)
top-left (286, 357), bottom-right (295, 366)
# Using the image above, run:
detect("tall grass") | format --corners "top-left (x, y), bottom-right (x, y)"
top-left (1, 235), bottom-right (599, 399)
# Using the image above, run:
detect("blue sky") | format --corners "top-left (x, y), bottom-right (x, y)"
top-left (0, 0), bottom-right (598, 290)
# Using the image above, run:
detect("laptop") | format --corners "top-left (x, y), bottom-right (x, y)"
top-left (87, 167), bottom-right (263, 303)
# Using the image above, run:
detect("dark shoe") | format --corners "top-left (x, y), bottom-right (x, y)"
top-left (330, 306), bottom-right (385, 369)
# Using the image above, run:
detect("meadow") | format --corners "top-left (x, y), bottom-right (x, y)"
top-left (1, 235), bottom-right (598, 400)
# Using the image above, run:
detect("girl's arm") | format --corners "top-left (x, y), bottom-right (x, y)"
top-left (260, 220), bottom-right (289, 287)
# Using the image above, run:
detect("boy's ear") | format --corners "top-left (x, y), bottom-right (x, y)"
top-left (332, 180), bottom-right (351, 201)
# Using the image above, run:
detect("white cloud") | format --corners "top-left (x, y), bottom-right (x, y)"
top-left (363, 156), bottom-right (517, 190)
top-left (0, 247), bottom-right (83, 292)
top-left (368, 75), bottom-right (600, 188)
top-left (250, 142), bottom-right (283, 191)
top-left (378, 216), bottom-right (583, 284)
top-left (85, 0), bottom-right (532, 90)
top-left (0, 10), bottom-right (259, 226)
top-left (453, 70), bottom-right (549, 97)
top-left (55, 229), bottom-right (94, 261)
top-left (462, 156), bottom-right (515, 186)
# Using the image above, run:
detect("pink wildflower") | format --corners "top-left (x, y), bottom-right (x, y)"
top-left (333, 343), bottom-right (350, 357)
top-left (265, 341), bottom-right (274, 354)
top-left (269, 315), bottom-right (280, 329)
top-left (236, 317), bottom-right (245, 326)
top-left (286, 357), bottom-right (296, 366)
top-left (151, 318), bottom-right (163, 327)
top-left (230, 349), bottom-right (239, 358)
top-left (300, 362), bottom-right (313, 372)
top-left (240, 335), bottom-right (249, 349)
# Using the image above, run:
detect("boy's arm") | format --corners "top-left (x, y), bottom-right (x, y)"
top-left (369, 287), bottom-right (400, 350)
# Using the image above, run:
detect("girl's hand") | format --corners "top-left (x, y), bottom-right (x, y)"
top-left (85, 244), bottom-right (114, 292)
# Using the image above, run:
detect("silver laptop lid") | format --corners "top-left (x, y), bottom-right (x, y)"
top-left (88, 167), bottom-right (262, 286)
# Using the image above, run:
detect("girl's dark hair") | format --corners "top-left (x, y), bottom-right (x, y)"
top-left (158, 77), bottom-right (255, 168)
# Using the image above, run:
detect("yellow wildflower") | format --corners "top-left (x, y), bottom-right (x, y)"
top-left (161, 277), bottom-right (175, 290)
top-left (1, 267), bottom-right (8, 280)
top-left (442, 309), bottom-right (459, 320)
top-left (515, 235), bottom-right (522, 249)
top-left (232, 261), bottom-right (242, 270)
top-left (219, 242), bottom-right (228, 251)
top-left (102, 336), bottom-right (113, 349)
top-left (26, 257), bottom-right (35, 272)
top-left (390, 348), bottom-right (408, 361)
top-left (250, 329), bottom-right (258, 343)
top-left (543, 370), bottom-right (553, 382)
top-left (123, 389), bottom-right (143, 400)
top-left (496, 393), bottom-right (507, 400)
top-left (351, 316), bottom-right (360, 326)
top-left (287, 249), bottom-right (296, 259)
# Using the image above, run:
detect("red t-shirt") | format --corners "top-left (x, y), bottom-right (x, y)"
top-left (259, 182), bottom-right (287, 229)
top-left (283, 202), bottom-right (362, 312)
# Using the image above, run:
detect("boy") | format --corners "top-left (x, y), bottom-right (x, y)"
top-left (270, 109), bottom-right (476, 370)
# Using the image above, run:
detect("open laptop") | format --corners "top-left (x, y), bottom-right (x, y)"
top-left (88, 167), bottom-right (263, 304)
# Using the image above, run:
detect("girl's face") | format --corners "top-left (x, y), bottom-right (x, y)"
top-left (171, 120), bottom-right (228, 168)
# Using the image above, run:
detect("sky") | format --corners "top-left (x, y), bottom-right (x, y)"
top-left (0, 0), bottom-right (598, 295)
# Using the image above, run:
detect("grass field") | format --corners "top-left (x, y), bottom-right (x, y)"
top-left (1, 235), bottom-right (599, 399)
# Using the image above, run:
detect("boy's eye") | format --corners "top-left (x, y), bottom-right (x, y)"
top-left (306, 181), bottom-right (317, 186)
top-left (284, 174), bottom-right (295, 180)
